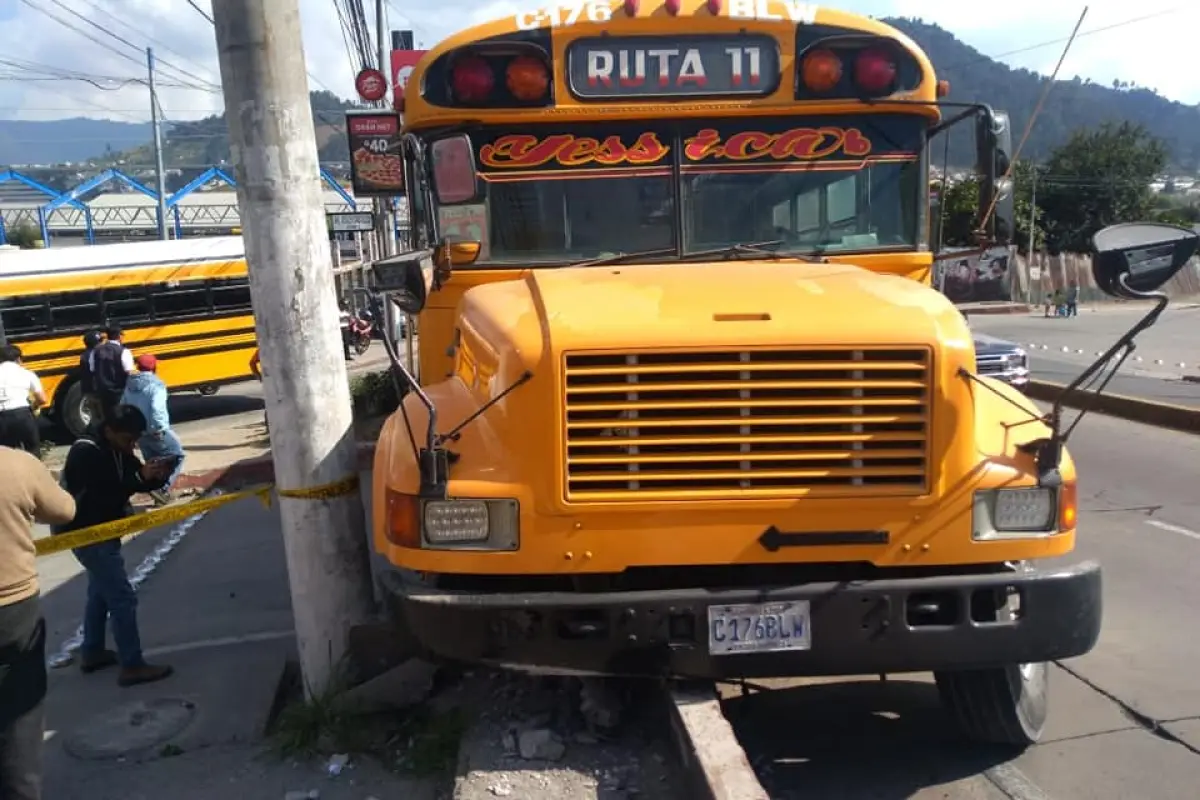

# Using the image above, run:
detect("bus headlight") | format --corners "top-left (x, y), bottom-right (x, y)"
top-left (972, 487), bottom-right (1057, 539)
top-left (422, 498), bottom-right (519, 550)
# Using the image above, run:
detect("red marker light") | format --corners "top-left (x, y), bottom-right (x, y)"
top-left (507, 56), bottom-right (550, 102)
top-left (801, 48), bottom-right (842, 92)
top-left (665, 0), bottom-right (681, 15)
top-left (623, 0), bottom-right (639, 15)
top-left (451, 56), bottom-right (495, 103)
top-left (706, 0), bottom-right (722, 13)
top-left (854, 47), bottom-right (897, 94)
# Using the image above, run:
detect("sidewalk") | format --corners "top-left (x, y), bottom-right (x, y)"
top-left (41, 340), bottom-right (395, 479)
top-left (37, 471), bottom-right (438, 799)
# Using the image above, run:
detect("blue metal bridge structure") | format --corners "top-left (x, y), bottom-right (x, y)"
top-left (0, 166), bottom-right (399, 246)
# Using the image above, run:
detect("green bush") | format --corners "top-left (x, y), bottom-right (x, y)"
top-left (6, 222), bottom-right (42, 249)
top-left (349, 369), bottom-right (399, 417)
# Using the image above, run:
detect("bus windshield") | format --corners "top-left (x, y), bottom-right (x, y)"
top-left (436, 114), bottom-right (925, 265)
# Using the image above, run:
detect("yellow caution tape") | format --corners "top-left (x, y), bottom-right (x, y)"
top-left (276, 473), bottom-right (360, 501)
top-left (35, 484), bottom-right (274, 558)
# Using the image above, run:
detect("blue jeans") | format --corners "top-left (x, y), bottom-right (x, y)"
top-left (72, 541), bottom-right (145, 668)
top-left (139, 428), bottom-right (185, 490)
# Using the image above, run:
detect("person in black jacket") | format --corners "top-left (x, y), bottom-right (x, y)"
top-left (53, 405), bottom-right (174, 687)
top-left (89, 327), bottom-right (133, 422)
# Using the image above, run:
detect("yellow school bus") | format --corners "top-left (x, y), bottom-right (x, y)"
top-left (369, 0), bottom-right (1106, 747)
top-left (0, 237), bottom-right (256, 437)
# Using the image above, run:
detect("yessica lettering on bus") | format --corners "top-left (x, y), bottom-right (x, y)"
top-left (360, 0), bottom-right (1192, 752)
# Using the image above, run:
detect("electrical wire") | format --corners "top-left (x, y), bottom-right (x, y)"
top-left (75, 0), bottom-right (223, 89)
top-left (185, 0), bottom-right (214, 25)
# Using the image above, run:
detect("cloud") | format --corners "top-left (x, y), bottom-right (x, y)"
top-left (0, 0), bottom-right (1195, 138)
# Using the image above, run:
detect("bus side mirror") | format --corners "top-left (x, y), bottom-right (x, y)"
top-left (431, 135), bottom-right (477, 204)
top-left (976, 108), bottom-right (1014, 245)
top-left (371, 250), bottom-right (436, 315)
top-left (1092, 222), bottom-right (1199, 299)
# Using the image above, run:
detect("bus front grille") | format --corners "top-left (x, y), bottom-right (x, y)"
top-left (562, 347), bottom-right (932, 502)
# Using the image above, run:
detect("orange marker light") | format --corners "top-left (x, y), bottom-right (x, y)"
top-left (386, 490), bottom-right (420, 548)
top-left (506, 56), bottom-right (550, 102)
top-left (1058, 481), bottom-right (1078, 531)
top-left (801, 49), bottom-right (842, 92)
top-left (706, 0), bottom-right (722, 13)
top-left (623, 0), bottom-right (639, 16)
top-left (665, 0), bottom-right (681, 15)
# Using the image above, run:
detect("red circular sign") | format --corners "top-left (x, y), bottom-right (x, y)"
top-left (354, 68), bottom-right (388, 102)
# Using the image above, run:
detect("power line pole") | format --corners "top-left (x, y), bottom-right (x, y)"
top-left (1028, 164), bottom-right (1038, 304)
top-left (147, 47), bottom-right (169, 241)
top-left (210, 0), bottom-right (377, 697)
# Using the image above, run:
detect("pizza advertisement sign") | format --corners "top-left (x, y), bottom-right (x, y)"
top-left (346, 111), bottom-right (404, 197)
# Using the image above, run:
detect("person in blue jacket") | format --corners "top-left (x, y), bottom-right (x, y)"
top-left (119, 354), bottom-right (184, 505)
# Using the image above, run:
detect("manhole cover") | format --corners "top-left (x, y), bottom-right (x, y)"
top-left (63, 698), bottom-right (196, 760)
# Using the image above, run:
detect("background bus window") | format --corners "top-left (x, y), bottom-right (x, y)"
top-left (48, 291), bottom-right (103, 332)
top-left (102, 286), bottom-right (152, 326)
top-left (151, 281), bottom-right (212, 319)
top-left (209, 278), bottom-right (253, 313)
top-left (0, 297), bottom-right (49, 337)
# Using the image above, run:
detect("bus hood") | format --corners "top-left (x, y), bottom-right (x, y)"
top-left (460, 259), bottom-right (971, 360)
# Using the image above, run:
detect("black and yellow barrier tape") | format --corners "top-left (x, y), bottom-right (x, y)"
top-left (35, 472), bottom-right (362, 559)
top-left (35, 484), bottom-right (274, 558)
top-left (276, 473), bottom-right (360, 500)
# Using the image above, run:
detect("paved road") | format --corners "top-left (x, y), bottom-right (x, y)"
top-left (1031, 354), bottom-right (1200, 409)
top-left (970, 304), bottom-right (1200, 381)
top-left (731, 411), bottom-right (1200, 799)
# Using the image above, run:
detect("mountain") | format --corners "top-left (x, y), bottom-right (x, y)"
top-left (0, 118), bottom-right (155, 167)
top-left (3, 22), bottom-right (1200, 174)
top-left (886, 18), bottom-right (1200, 170)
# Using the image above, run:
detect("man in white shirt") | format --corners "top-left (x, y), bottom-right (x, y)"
top-left (0, 346), bottom-right (46, 456)
top-left (88, 327), bottom-right (135, 422)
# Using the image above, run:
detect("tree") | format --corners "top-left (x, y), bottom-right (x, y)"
top-left (934, 160), bottom-right (1042, 252)
top-left (1038, 122), bottom-right (1167, 253)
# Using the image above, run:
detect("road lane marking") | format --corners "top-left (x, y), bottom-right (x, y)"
top-left (984, 762), bottom-right (1053, 800)
top-left (142, 630), bottom-right (295, 658)
top-left (1145, 519), bottom-right (1200, 542)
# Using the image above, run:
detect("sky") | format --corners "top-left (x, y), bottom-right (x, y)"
top-left (0, 0), bottom-right (1195, 141)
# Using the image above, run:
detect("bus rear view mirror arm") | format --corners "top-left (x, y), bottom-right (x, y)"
top-left (1018, 222), bottom-right (1199, 487)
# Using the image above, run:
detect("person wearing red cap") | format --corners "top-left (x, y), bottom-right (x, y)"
top-left (119, 354), bottom-right (184, 505)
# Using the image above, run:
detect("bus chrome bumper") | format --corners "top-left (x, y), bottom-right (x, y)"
top-left (379, 561), bottom-right (1102, 679)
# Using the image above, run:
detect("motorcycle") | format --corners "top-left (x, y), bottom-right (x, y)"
top-left (348, 314), bottom-right (373, 355)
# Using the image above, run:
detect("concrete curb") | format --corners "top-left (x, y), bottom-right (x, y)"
top-left (956, 303), bottom-right (1031, 315)
top-left (173, 441), bottom-right (379, 493)
top-left (1026, 380), bottom-right (1200, 434)
top-left (665, 684), bottom-right (769, 800)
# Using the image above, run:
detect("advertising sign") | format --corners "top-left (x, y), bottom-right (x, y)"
top-left (390, 49), bottom-right (427, 109)
top-left (345, 111), bottom-right (404, 197)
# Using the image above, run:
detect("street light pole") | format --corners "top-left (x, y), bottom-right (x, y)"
top-left (210, 0), bottom-right (377, 697)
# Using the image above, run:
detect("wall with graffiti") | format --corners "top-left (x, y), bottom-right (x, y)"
top-left (934, 245), bottom-right (1017, 303)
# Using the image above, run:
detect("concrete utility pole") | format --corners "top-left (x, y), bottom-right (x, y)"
top-left (147, 48), bottom-right (169, 241)
top-left (210, 0), bottom-right (377, 697)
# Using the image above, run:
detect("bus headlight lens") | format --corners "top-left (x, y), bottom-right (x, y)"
top-left (422, 499), bottom-right (519, 550)
top-left (973, 487), bottom-right (1057, 539)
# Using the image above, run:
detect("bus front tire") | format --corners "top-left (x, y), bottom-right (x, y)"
top-left (935, 661), bottom-right (1049, 747)
top-left (58, 381), bottom-right (96, 440)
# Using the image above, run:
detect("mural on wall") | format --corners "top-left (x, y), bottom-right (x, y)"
top-left (934, 245), bottom-right (1015, 303)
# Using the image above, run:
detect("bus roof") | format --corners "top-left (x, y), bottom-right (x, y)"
top-left (402, 0), bottom-right (937, 126)
top-left (0, 236), bottom-right (245, 280)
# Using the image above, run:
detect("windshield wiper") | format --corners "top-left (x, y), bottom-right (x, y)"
top-left (680, 241), bottom-right (827, 263)
top-left (566, 241), bottom-right (826, 269)
top-left (567, 248), bottom-right (678, 267)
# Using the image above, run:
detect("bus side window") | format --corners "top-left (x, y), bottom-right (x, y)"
top-left (102, 287), bottom-right (152, 325)
top-left (151, 282), bottom-right (211, 319)
top-left (0, 297), bottom-right (49, 337)
top-left (48, 291), bottom-right (103, 332)
top-left (210, 278), bottom-right (253, 313)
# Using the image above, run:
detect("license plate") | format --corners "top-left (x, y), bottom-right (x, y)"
top-left (707, 601), bottom-right (812, 655)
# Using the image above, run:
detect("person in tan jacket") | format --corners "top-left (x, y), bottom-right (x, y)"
top-left (0, 445), bottom-right (76, 800)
